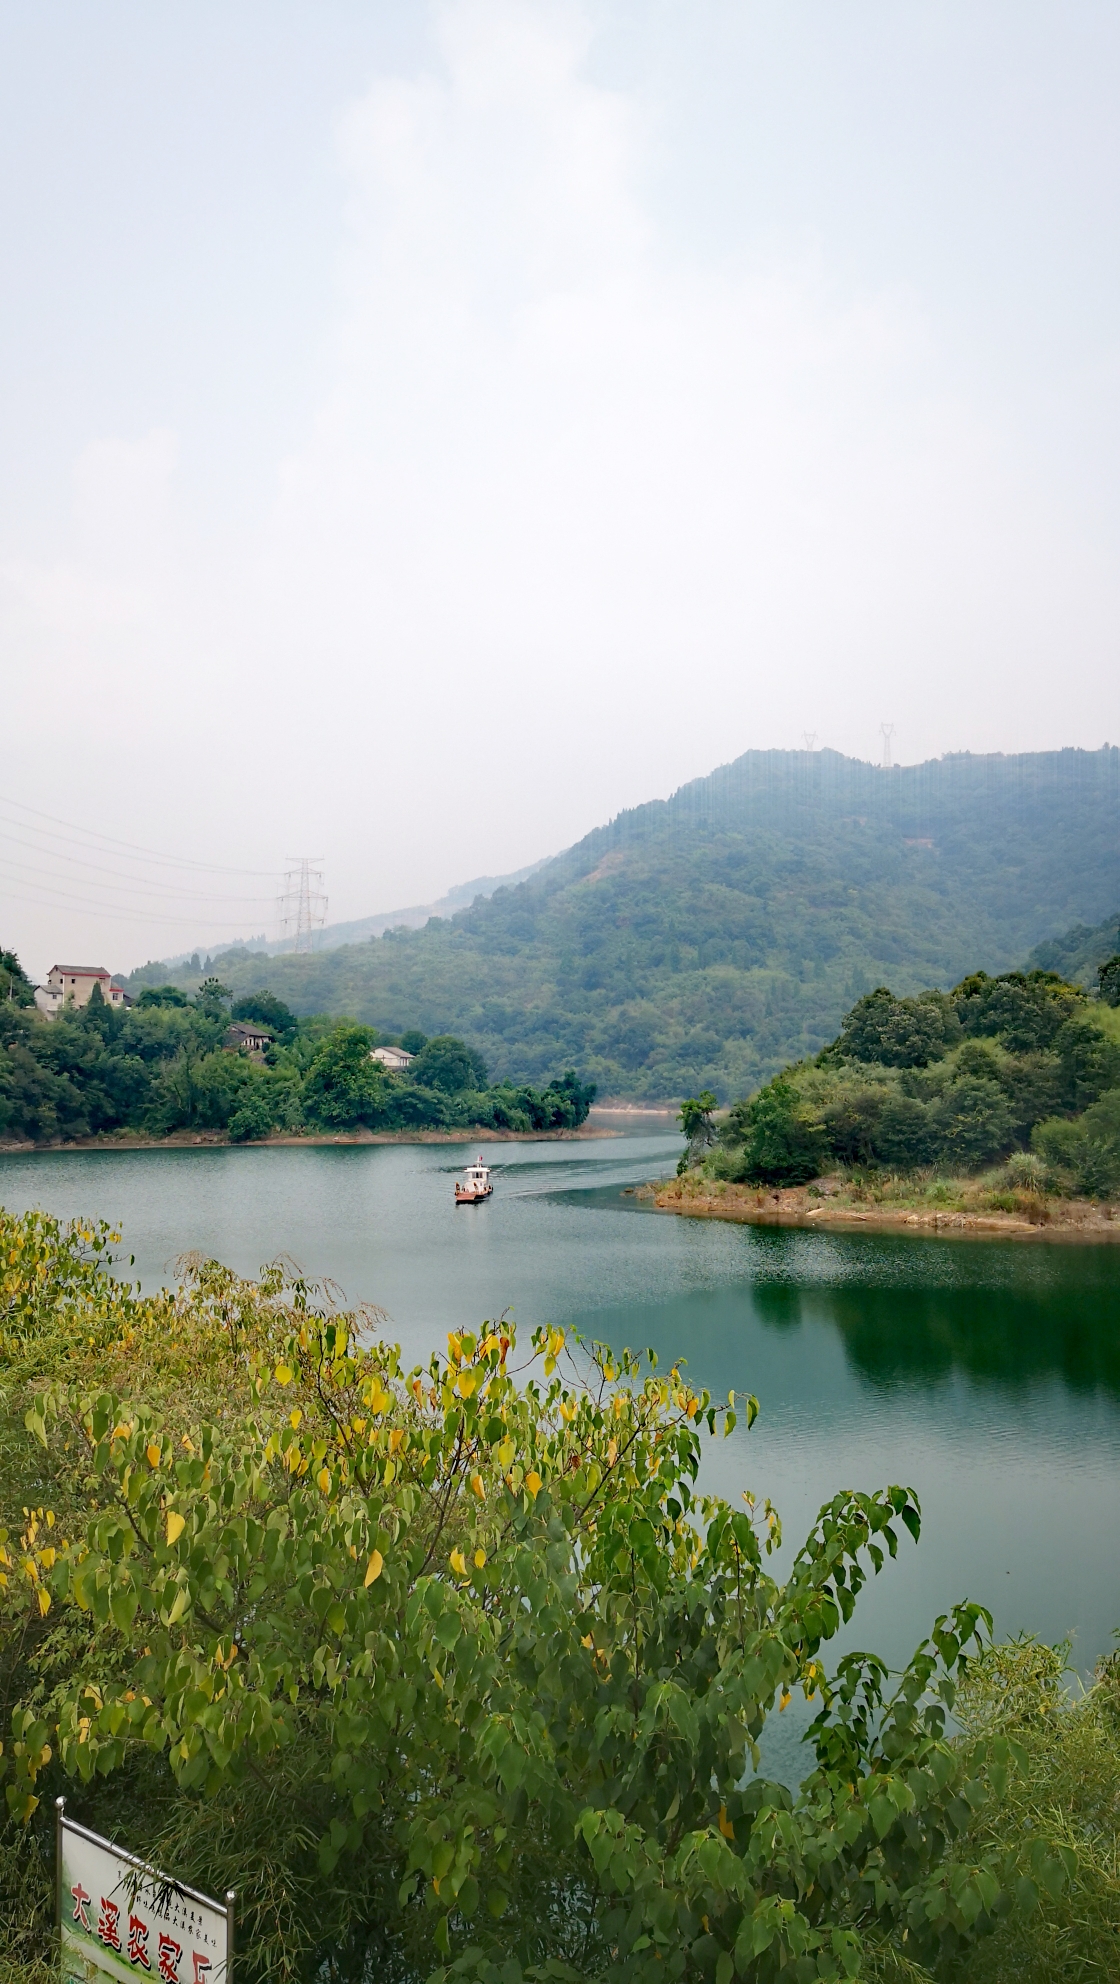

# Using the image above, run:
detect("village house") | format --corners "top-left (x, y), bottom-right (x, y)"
top-left (35, 966), bottom-right (131, 1019)
top-left (370, 1044), bottom-right (414, 1073)
top-left (223, 1021), bottom-right (274, 1054)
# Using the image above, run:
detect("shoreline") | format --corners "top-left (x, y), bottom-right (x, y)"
top-left (652, 1177), bottom-right (1120, 1243)
top-left (0, 1123), bottom-right (623, 1156)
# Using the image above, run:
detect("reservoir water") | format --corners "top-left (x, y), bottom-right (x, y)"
top-left (3, 1130), bottom-right (1119, 1737)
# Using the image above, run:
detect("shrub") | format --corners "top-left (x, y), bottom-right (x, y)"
top-left (227, 1085), bottom-right (277, 1143)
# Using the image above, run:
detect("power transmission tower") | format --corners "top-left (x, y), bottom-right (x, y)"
top-left (880, 723), bottom-right (895, 769)
top-left (280, 857), bottom-right (327, 954)
top-left (802, 731), bottom-right (817, 751)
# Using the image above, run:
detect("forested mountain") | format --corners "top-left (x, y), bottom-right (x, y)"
top-left (129, 746), bottom-right (1120, 1101)
top-left (1027, 907), bottom-right (1120, 986)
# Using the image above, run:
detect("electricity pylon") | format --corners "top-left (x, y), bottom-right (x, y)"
top-left (280, 857), bottom-right (327, 954)
top-left (880, 723), bottom-right (895, 769)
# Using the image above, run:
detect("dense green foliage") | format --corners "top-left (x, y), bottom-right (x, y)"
top-left (705, 970), bottom-right (1120, 1194)
top-left (127, 747), bottom-right (1120, 1101)
top-left (1, 1209), bottom-right (1107, 1984)
top-left (0, 976), bottom-right (593, 1145)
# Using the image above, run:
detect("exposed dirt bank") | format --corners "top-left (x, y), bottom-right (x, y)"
top-left (652, 1175), bottom-right (1120, 1242)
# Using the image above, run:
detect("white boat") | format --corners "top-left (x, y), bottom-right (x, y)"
top-left (455, 1158), bottom-right (494, 1204)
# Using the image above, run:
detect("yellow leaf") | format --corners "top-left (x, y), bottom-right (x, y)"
top-left (166, 1512), bottom-right (186, 1546)
top-left (317, 1467), bottom-right (331, 1494)
top-left (718, 1805), bottom-right (735, 1840)
top-left (581, 1633), bottom-right (593, 1649)
top-left (289, 1408), bottom-right (302, 1430)
top-left (470, 1473), bottom-right (485, 1500)
top-left (146, 1443), bottom-right (161, 1469)
top-left (273, 1364), bottom-right (293, 1386)
top-left (473, 1548), bottom-right (487, 1569)
top-left (388, 1428), bottom-right (405, 1455)
top-left (37, 1586), bottom-right (51, 1616)
top-left (363, 1549), bottom-right (384, 1587)
top-left (525, 1470), bottom-right (542, 1498)
top-left (449, 1549), bottom-right (467, 1577)
top-left (456, 1370), bottom-right (477, 1398)
top-left (779, 1690), bottom-right (791, 1712)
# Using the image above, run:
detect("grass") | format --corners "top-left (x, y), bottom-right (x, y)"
top-left (947, 1640), bottom-right (1120, 1983)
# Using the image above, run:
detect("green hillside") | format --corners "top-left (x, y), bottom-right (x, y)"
top-left (130, 746), bottom-right (1120, 1101)
top-left (1027, 906), bottom-right (1120, 986)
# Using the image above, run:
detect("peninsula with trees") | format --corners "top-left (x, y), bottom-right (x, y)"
top-left (661, 956), bottom-right (1120, 1236)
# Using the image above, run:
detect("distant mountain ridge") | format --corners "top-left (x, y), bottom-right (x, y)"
top-left (129, 745), bottom-right (1120, 1101)
top-left (132, 857), bottom-right (552, 973)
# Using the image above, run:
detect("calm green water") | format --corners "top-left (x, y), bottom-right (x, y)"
top-left (3, 1134), bottom-right (1119, 1732)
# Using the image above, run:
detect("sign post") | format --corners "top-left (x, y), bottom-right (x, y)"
top-left (56, 1798), bottom-right (235, 1984)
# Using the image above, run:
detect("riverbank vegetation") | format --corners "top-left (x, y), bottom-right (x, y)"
top-left (682, 965), bottom-right (1120, 1202)
top-left (0, 963), bottom-right (594, 1145)
top-left (1, 1207), bottom-right (1117, 1984)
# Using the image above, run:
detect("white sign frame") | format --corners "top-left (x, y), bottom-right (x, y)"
top-left (57, 1798), bottom-right (235, 1984)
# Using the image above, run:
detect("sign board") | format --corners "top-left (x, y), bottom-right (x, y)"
top-left (57, 1799), bottom-right (234, 1984)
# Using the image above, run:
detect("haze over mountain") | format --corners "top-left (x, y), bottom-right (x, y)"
top-left (130, 746), bottom-right (1120, 1101)
top-left (155, 858), bottom-right (551, 968)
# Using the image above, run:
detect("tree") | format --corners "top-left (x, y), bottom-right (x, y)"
top-left (931, 1076), bottom-right (1015, 1169)
top-left (678, 1091), bottom-right (717, 1170)
top-left (0, 950), bottom-right (35, 1008)
top-left (726, 1077), bottom-right (827, 1185)
top-left (227, 1082), bottom-right (278, 1144)
top-left (137, 985), bottom-right (190, 1009)
top-left (303, 1024), bottom-right (387, 1128)
top-left (232, 991), bottom-right (298, 1042)
top-left (409, 1035), bottom-right (489, 1093)
top-left (1098, 954), bottom-right (1120, 1007)
top-left (955, 970), bottom-right (1084, 1054)
top-left (835, 989), bottom-right (957, 1068)
top-left (195, 978), bottom-right (233, 1018)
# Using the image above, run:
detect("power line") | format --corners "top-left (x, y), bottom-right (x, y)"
top-left (0, 878), bottom-right (272, 931)
top-left (0, 838), bottom-right (278, 906)
top-left (0, 793), bottom-right (282, 878)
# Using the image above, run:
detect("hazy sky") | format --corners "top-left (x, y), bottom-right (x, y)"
top-left (2, 1), bottom-right (1119, 976)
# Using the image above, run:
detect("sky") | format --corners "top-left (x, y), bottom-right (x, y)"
top-left (2, 0), bottom-right (1119, 977)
